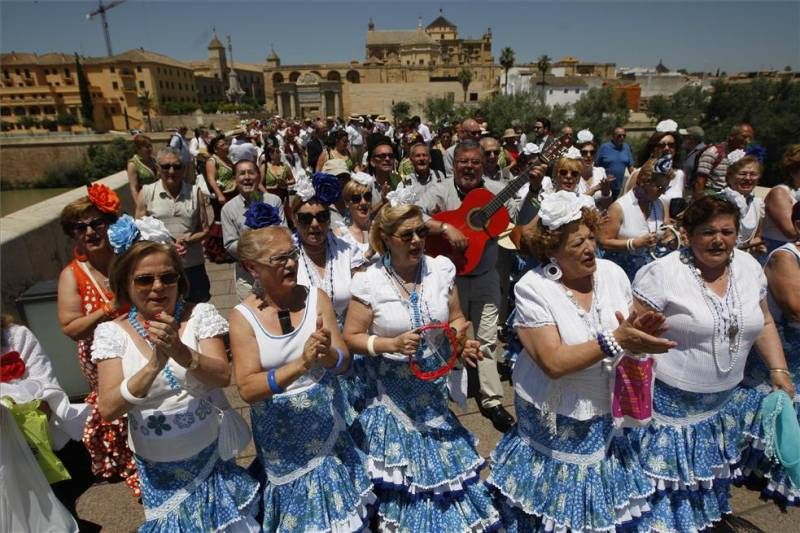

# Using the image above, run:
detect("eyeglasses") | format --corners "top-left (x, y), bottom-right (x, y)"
top-left (159, 163), bottom-right (183, 171)
top-left (456, 159), bottom-right (482, 166)
top-left (132, 272), bottom-right (180, 288)
top-left (350, 192), bottom-right (373, 204)
top-left (372, 152), bottom-right (394, 160)
top-left (70, 218), bottom-right (107, 234)
top-left (736, 171), bottom-right (760, 179)
top-left (394, 226), bottom-right (429, 242)
top-left (263, 248), bottom-right (300, 267)
top-left (296, 210), bottom-right (331, 226)
top-left (484, 150), bottom-right (501, 156)
top-left (658, 142), bottom-right (676, 148)
top-left (558, 170), bottom-right (581, 178)
top-left (580, 150), bottom-right (595, 157)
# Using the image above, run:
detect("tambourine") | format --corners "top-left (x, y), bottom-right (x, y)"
top-left (650, 224), bottom-right (682, 259)
top-left (408, 322), bottom-right (460, 381)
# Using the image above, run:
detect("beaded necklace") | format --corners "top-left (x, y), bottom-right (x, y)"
top-left (383, 257), bottom-right (431, 329)
top-left (558, 274), bottom-right (614, 372)
top-left (127, 299), bottom-right (185, 392)
top-left (298, 233), bottom-right (339, 322)
top-left (680, 249), bottom-right (743, 373)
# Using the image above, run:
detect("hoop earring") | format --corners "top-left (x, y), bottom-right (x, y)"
top-left (382, 250), bottom-right (392, 269)
top-left (543, 257), bottom-right (562, 281)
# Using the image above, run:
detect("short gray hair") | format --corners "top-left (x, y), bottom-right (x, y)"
top-left (454, 139), bottom-right (483, 160)
top-left (156, 146), bottom-right (182, 163)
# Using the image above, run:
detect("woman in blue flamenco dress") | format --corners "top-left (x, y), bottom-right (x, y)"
top-left (93, 227), bottom-right (259, 532)
top-left (740, 202), bottom-right (800, 506)
top-left (487, 191), bottom-right (675, 532)
top-left (630, 195), bottom-right (795, 531)
top-left (230, 225), bottom-right (375, 532)
top-left (343, 202), bottom-right (500, 531)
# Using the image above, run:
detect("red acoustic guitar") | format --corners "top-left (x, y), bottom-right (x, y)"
top-left (426, 135), bottom-right (571, 275)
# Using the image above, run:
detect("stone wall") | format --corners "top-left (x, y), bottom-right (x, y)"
top-left (0, 133), bottom-right (170, 187)
top-left (0, 171), bottom-right (134, 316)
top-left (344, 80), bottom-right (491, 118)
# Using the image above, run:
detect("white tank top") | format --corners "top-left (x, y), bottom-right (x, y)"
top-left (766, 243), bottom-right (800, 330)
top-left (616, 190), bottom-right (664, 241)
top-left (234, 288), bottom-right (325, 393)
top-left (762, 184), bottom-right (799, 242)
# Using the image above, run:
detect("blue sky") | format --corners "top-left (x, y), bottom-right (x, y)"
top-left (2, 1), bottom-right (798, 73)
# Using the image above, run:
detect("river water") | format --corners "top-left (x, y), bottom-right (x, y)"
top-left (1, 188), bottom-right (73, 216)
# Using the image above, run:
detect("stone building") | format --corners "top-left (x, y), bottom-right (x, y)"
top-left (263, 12), bottom-right (499, 118)
top-left (189, 33), bottom-right (265, 104)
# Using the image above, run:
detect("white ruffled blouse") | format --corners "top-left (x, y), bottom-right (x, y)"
top-left (91, 303), bottom-right (229, 462)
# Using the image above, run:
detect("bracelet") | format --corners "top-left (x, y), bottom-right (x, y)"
top-left (334, 348), bottom-right (345, 372)
top-left (367, 335), bottom-right (377, 357)
top-left (770, 368), bottom-right (792, 376)
top-left (267, 369), bottom-right (283, 394)
top-left (119, 376), bottom-right (148, 405)
top-left (626, 238), bottom-right (635, 252)
top-left (187, 351), bottom-right (200, 371)
top-left (605, 330), bottom-right (624, 356)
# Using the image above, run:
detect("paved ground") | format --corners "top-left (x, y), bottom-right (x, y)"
top-left (74, 260), bottom-right (800, 531)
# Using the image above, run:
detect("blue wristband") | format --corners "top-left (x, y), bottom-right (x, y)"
top-left (334, 348), bottom-right (345, 372)
top-left (267, 368), bottom-right (283, 394)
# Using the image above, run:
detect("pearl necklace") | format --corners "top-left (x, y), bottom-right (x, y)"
top-left (298, 233), bottom-right (340, 323)
top-left (681, 250), bottom-right (743, 373)
top-left (559, 275), bottom-right (616, 372)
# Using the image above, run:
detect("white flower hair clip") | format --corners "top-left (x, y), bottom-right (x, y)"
top-left (294, 175), bottom-right (316, 202)
top-left (539, 190), bottom-right (586, 230)
top-left (721, 187), bottom-right (748, 218)
top-left (386, 186), bottom-right (417, 207)
top-left (522, 143), bottom-right (541, 156)
top-left (725, 149), bottom-right (746, 166)
top-left (656, 119), bottom-right (678, 133)
top-left (351, 172), bottom-right (375, 188)
top-left (564, 146), bottom-right (582, 160)
top-left (576, 129), bottom-right (593, 143)
top-left (135, 217), bottom-right (173, 245)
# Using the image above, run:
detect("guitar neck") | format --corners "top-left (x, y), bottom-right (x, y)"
top-left (482, 172), bottom-right (532, 217)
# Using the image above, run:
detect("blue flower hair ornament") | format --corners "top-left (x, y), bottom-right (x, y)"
top-left (107, 214), bottom-right (140, 255)
top-left (311, 172), bottom-right (342, 205)
top-left (745, 143), bottom-right (767, 164)
top-left (244, 201), bottom-right (282, 229)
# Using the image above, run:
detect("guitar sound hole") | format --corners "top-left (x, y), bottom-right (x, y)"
top-left (468, 210), bottom-right (488, 229)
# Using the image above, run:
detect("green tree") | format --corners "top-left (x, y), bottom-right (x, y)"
top-left (85, 137), bottom-right (134, 181)
top-left (571, 87), bottom-right (630, 139)
top-left (421, 95), bottom-right (472, 128)
top-left (702, 78), bottom-right (800, 185)
top-left (391, 101), bottom-right (411, 123)
top-left (137, 90), bottom-right (154, 131)
top-left (56, 112), bottom-right (78, 127)
top-left (18, 116), bottom-right (38, 130)
top-left (646, 85), bottom-right (709, 128)
top-left (40, 118), bottom-right (58, 131)
top-left (477, 92), bottom-right (567, 136)
top-left (535, 54), bottom-right (552, 98)
top-left (457, 68), bottom-right (473, 102)
top-left (499, 47), bottom-right (515, 96)
top-left (75, 53), bottom-right (93, 128)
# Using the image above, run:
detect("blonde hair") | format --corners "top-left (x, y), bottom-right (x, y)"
top-left (238, 226), bottom-right (293, 264)
top-left (553, 157), bottom-right (583, 178)
top-left (368, 204), bottom-right (423, 257)
top-left (342, 180), bottom-right (370, 203)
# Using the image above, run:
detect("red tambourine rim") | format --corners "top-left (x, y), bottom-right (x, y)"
top-left (408, 323), bottom-right (459, 381)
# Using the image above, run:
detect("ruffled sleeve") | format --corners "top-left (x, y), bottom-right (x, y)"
top-left (350, 270), bottom-right (372, 307)
top-left (632, 259), bottom-right (665, 311)
top-left (348, 239), bottom-right (366, 270)
top-left (192, 303), bottom-right (229, 339)
top-left (91, 322), bottom-right (126, 362)
top-left (513, 272), bottom-right (556, 328)
top-left (429, 255), bottom-right (456, 292)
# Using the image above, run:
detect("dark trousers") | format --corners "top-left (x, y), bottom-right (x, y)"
top-left (184, 264), bottom-right (211, 303)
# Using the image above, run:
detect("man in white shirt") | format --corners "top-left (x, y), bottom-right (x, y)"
top-left (228, 129), bottom-right (259, 164)
top-left (412, 115), bottom-right (432, 145)
top-left (346, 116), bottom-right (365, 163)
top-left (169, 126), bottom-right (194, 179)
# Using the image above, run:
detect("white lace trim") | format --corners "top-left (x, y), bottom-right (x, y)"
top-left (513, 319), bottom-right (556, 329)
top-left (645, 460), bottom-right (742, 492)
top-left (652, 406), bottom-right (722, 426)
top-left (262, 409), bottom-right (346, 486)
top-left (324, 486), bottom-right (376, 533)
top-left (192, 303), bottom-right (229, 339)
top-left (367, 454), bottom-right (484, 495)
top-left (368, 380), bottom-right (448, 432)
top-left (379, 503), bottom-right (500, 533)
top-left (91, 321), bottom-right (126, 361)
top-left (515, 422), bottom-right (618, 465)
top-left (144, 447), bottom-right (219, 521)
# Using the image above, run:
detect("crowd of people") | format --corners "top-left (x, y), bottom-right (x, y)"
top-left (2, 110), bottom-right (799, 533)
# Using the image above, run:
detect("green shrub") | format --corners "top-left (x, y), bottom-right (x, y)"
top-left (85, 137), bottom-right (134, 181)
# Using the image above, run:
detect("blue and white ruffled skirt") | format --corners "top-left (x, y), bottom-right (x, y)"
top-left (136, 441), bottom-right (260, 533)
top-left (250, 373), bottom-right (375, 532)
top-left (628, 379), bottom-right (762, 532)
top-left (488, 396), bottom-right (653, 532)
top-left (355, 356), bottom-right (500, 531)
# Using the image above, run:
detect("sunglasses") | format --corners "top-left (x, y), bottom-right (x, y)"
top-left (372, 152), bottom-right (394, 160)
top-left (394, 226), bottom-right (429, 242)
top-left (484, 150), bottom-right (501, 156)
top-left (558, 170), bottom-right (582, 178)
top-left (71, 218), bottom-right (107, 234)
top-left (296, 210), bottom-right (331, 226)
top-left (580, 150), bottom-right (596, 157)
top-left (614, 133), bottom-right (627, 138)
top-left (132, 272), bottom-right (180, 288)
top-left (263, 248), bottom-right (300, 267)
top-left (159, 163), bottom-right (183, 171)
top-left (350, 192), bottom-right (373, 204)
top-left (658, 142), bottom-right (676, 148)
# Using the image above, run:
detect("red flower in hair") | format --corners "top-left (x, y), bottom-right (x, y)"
top-left (1, 351), bottom-right (26, 382)
top-left (87, 184), bottom-right (120, 215)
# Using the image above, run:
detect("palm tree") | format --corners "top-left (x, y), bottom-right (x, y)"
top-left (536, 54), bottom-right (552, 99)
top-left (458, 68), bottom-right (473, 103)
top-left (137, 90), bottom-right (153, 132)
top-left (499, 47), bottom-right (515, 95)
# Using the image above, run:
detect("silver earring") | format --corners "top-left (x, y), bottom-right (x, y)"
top-left (543, 257), bottom-right (562, 281)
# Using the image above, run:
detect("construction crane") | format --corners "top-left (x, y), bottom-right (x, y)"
top-left (86, 0), bottom-right (126, 57)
